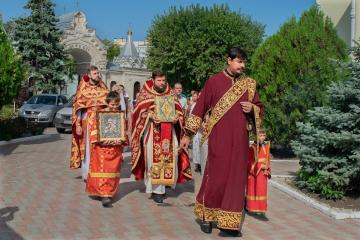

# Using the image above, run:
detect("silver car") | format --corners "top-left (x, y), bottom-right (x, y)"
top-left (54, 95), bottom-right (74, 133)
top-left (18, 94), bottom-right (68, 125)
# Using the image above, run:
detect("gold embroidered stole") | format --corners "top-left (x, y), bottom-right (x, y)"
top-left (200, 77), bottom-right (255, 144)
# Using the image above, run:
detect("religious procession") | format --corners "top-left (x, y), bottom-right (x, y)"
top-left (2, 1), bottom-right (359, 239)
top-left (69, 47), bottom-right (268, 237)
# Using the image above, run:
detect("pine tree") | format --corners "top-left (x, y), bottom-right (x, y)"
top-left (250, 7), bottom-right (348, 147)
top-left (291, 47), bottom-right (360, 200)
top-left (12, 0), bottom-right (67, 93)
top-left (0, 20), bottom-right (26, 110)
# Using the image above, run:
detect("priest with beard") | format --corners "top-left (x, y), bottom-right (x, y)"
top-left (131, 70), bottom-right (192, 204)
top-left (70, 65), bottom-right (108, 179)
top-left (180, 48), bottom-right (264, 236)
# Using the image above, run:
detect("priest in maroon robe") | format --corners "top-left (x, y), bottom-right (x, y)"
top-left (180, 47), bottom-right (264, 236)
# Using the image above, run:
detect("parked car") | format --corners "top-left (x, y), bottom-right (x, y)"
top-left (54, 95), bottom-right (74, 133)
top-left (18, 94), bottom-right (68, 125)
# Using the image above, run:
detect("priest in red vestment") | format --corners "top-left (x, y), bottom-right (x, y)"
top-left (70, 66), bottom-right (108, 179)
top-left (180, 48), bottom-right (264, 236)
top-left (131, 70), bottom-right (192, 204)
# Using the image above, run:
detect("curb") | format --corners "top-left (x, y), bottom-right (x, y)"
top-left (0, 134), bottom-right (55, 146)
top-left (270, 179), bottom-right (360, 220)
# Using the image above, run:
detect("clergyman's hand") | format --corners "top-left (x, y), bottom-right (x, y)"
top-left (240, 102), bottom-right (253, 113)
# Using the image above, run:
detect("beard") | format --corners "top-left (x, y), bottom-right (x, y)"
top-left (154, 84), bottom-right (166, 93)
top-left (90, 77), bottom-right (100, 85)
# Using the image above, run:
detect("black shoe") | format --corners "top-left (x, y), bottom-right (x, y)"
top-left (200, 221), bottom-right (212, 234)
top-left (101, 197), bottom-right (112, 207)
top-left (152, 193), bottom-right (163, 204)
top-left (218, 228), bottom-right (241, 237)
top-left (89, 195), bottom-right (102, 201)
top-left (194, 164), bottom-right (201, 173)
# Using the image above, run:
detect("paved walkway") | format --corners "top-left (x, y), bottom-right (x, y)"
top-left (0, 129), bottom-right (359, 239)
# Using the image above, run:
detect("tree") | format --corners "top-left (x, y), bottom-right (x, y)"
top-left (147, 4), bottom-right (264, 91)
top-left (291, 46), bottom-right (360, 200)
top-left (11, 0), bottom-right (67, 93)
top-left (64, 55), bottom-right (77, 79)
top-left (103, 39), bottom-right (121, 62)
top-left (0, 20), bottom-right (26, 110)
top-left (250, 7), bottom-right (348, 147)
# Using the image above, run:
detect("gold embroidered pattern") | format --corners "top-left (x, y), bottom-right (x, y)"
top-left (185, 114), bottom-right (202, 134)
top-left (194, 201), bottom-right (243, 230)
top-left (246, 195), bottom-right (267, 200)
top-left (247, 80), bottom-right (256, 102)
top-left (217, 210), bottom-right (242, 230)
top-left (89, 172), bottom-right (120, 178)
top-left (201, 77), bottom-right (256, 144)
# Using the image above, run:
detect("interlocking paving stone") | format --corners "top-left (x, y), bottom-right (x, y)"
top-left (0, 129), bottom-right (359, 239)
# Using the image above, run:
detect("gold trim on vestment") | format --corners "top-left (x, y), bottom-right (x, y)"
top-left (246, 208), bottom-right (267, 213)
top-left (200, 76), bottom-right (257, 144)
top-left (194, 200), bottom-right (244, 230)
top-left (246, 195), bottom-right (267, 200)
top-left (89, 172), bottom-right (120, 178)
top-left (185, 114), bottom-right (202, 135)
top-left (87, 192), bottom-right (114, 197)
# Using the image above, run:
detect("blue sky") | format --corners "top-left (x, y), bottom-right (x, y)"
top-left (0, 0), bottom-right (316, 41)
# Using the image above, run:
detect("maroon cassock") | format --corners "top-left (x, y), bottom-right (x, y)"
top-left (185, 70), bottom-right (264, 230)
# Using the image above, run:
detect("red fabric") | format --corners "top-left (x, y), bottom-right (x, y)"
top-left (160, 123), bottom-right (172, 151)
top-left (85, 109), bottom-right (126, 197)
top-left (192, 71), bottom-right (264, 221)
top-left (70, 75), bottom-right (108, 169)
top-left (131, 80), bottom-right (192, 182)
top-left (246, 143), bottom-right (271, 212)
top-left (177, 150), bottom-right (192, 183)
top-left (86, 145), bottom-right (123, 197)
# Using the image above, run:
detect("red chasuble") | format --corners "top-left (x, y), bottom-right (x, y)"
top-left (246, 142), bottom-right (271, 212)
top-left (131, 80), bottom-right (192, 184)
top-left (85, 108), bottom-right (127, 197)
top-left (185, 70), bottom-right (264, 230)
top-left (70, 75), bottom-right (108, 169)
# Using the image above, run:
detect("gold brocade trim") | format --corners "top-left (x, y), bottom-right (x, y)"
top-left (246, 208), bottom-right (267, 213)
top-left (89, 172), bottom-right (120, 178)
top-left (217, 210), bottom-right (242, 230)
top-left (257, 158), bottom-right (267, 163)
top-left (200, 77), bottom-right (256, 144)
top-left (87, 192), bottom-right (113, 197)
top-left (194, 201), bottom-right (243, 230)
top-left (185, 114), bottom-right (202, 134)
top-left (194, 201), bottom-right (219, 222)
top-left (246, 195), bottom-right (267, 200)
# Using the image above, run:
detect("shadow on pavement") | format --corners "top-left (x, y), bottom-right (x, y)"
top-left (0, 134), bottom-right (62, 156)
top-left (112, 181), bottom-right (146, 204)
top-left (0, 206), bottom-right (24, 240)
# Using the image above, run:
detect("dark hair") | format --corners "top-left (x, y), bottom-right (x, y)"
top-left (152, 70), bottom-right (165, 79)
top-left (228, 47), bottom-right (248, 61)
top-left (259, 127), bottom-right (267, 134)
top-left (88, 65), bottom-right (98, 72)
top-left (106, 91), bottom-right (120, 103)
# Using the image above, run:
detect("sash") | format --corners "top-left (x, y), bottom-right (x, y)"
top-left (200, 77), bottom-right (257, 144)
